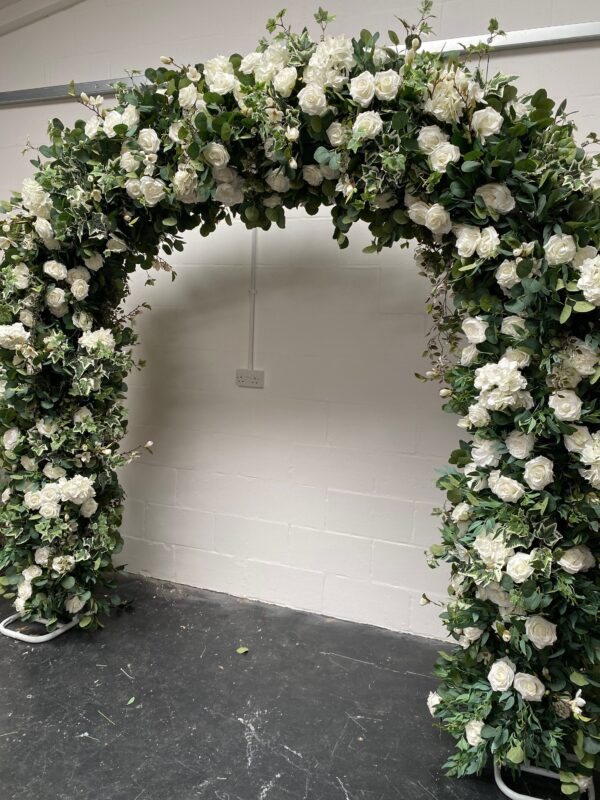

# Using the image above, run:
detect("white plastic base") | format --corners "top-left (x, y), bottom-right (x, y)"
top-left (0, 613), bottom-right (79, 643)
top-left (495, 762), bottom-right (595, 800)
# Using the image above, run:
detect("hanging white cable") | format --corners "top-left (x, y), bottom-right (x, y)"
top-left (235, 228), bottom-right (264, 388)
top-left (248, 228), bottom-right (258, 371)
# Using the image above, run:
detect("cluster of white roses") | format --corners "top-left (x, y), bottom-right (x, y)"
top-left (15, 546), bottom-right (84, 615)
top-left (43, 259), bottom-right (93, 317)
top-left (23, 473), bottom-right (97, 522)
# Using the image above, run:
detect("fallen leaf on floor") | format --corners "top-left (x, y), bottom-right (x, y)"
top-left (127, 696), bottom-right (135, 705)
top-left (236, 646), bottom-right (249, 655)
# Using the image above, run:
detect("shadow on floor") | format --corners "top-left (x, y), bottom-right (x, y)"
top-left (0, 575), bottom-right (565, 799)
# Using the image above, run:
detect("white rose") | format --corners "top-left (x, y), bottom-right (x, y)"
top-left (454, 225), bottom-right (481, 258)
top-left (85, 115), bottom-right (102, 139)
top-left (70, 279), bottom-right (89, 302)
top-left (476, 226), bottom-right (500, 259)
top-left (66, 266), bottom-right (90, 285)
top-left (21, 177), bottom-right (52, 219)
top-left (495, 260), bottom-right (520, 290)
top-left (350, 70), bottom-right (376, 107)
top-left (203, 142), bottom-right (230, 168)
top-left (120, 151), bottom-right (138, 173)
top-left (178, 83), bottom-right (198, 109)
top-left (488, 657), bottom-right (515, 692)
top-left (459, 627), bottom-right (483, 648)
top-left (577, 256), bottom-right (600, 305)
top-left (461, 316), bottom-right (488, 344)
top-left (514, 672), bottom-right (545, 702)
top-left (298, 83), bottom-right (328, 116)
top-left (417, 124), bottom-right (449, 154)
top-left (172, 169), bottom-right (197, 203)
top-left (424, 81), bottom-right (464, 124)
top-left (43, 464), bottom-right (66, 480)
top-left (352, 111), bottom-right (383, 140)
top-left (573, 246), bottom-right (598, 270)
top-left (273, 66), bottom-right (297, 98)
top-left (303, 165), bottom-right (324, 187)
top-left (266, 170), bottom-right (290, 193)
top-left (471, 436), bottom-right (502, 468)
top-left (475, 183), bottom-right (515, 214)
top-left (22, 565), bottom-right (42, 582)
top-left (489, 471), bottom-right (525, 503)
top-left (523, 456), bottom-right (554, 491)
top-left (501, 315), bottom-right (527, 339)
top-left (80, 498), bottom-right (98, 518)
top-left (43, 260), bottom-right (68, 281)
top-left (18, 581), bottom-right (32, 600)
top-left (65, 595), bottom-right (86, 615)
top-left (34, 546), bottom-right (52, 566)
top-left (425, 203), bottom-right (451, 235)
top-left (451, 502), bottom-right (471, 522)
top-left (214, 180), bottom-right (244, 206)
top-left (407, 201), bottom-right (429, 226)
top-left (73, 311), bottom-right (93, 331)
top-left (20, 456), bottom-right (37, 471)
top-left (51, 555), bottom-right (75, 574)
top-left (45, 287), bottom-right (68, 317)
top-left (263, 194), bottom-right (282, 208)
top-left (12, 263), bottom-right (30, 290)
top-left (79, 328), bottom-right (115, 353)
top-left (3, 427), bottom-right (19, 450)
top-left (326, 122), bottom-right (344, 147)
top-left (544, 233), bottom-right (576, 266)
top-left (427, 691), bottom-right (441, 716)
top-left (460, 343), bottom-right (478, 366)
top-left (564, 426), bottom-right (591, 454)
top-left (506, 551), bottom-right (534, 583)
top-left (285, 126), bottom-right (299, 142)
top-left (429, 143), bottom-right (460, 173)
top-left (73, 406), bottom-right (92, 424)
top-left (472, 107), bottom-right (503, 140)
top-left (83, 253), bottom-right (103, 271)
top-left (34, 217), bottom-right (54, 240)
top-left (125, 178), bottom-right (143, 199)
top-left (477, 582), bottom-right (515, 610)
top-left (39, 501), bottom-right (60, 519)
top-left (24, 490), bottom-right (42, 509)
top-left (137, 128), bottom-right (160, 154)
top-left (473, 531), bottom-right (513, 568)
top-left (140, 176), bottom-right (166, 207)
top-left (558, 545), bottom-right (595, 574)
top-left (121, 105), bottom-right (139, 129)
top-left (549, 390), bottom-right (582, 422)
top-left (502, 348), bottom-right (530, 368)
top-left (505, 430), bottom-right (535, 460)
top-left (36, 417), bottom-right (57, 437)
top-left (465, 720), bottom-right (484, 747)
top-left (525, 616), bottom-right (557, 649)
top-left (466, 403), bottom-right (490, 428)
top-left (208, 71), bottom-right (236, 95)
top-left (374, 69), bottom-right (401, 101)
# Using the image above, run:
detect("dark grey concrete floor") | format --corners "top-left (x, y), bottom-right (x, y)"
top-left (0, 576), bottom-right (564, 800)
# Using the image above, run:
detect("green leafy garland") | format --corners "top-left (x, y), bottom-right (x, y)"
top-left (0, 4), bottom-right (599, 791)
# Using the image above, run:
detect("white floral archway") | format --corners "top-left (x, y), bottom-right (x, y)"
top-left (1, 4), bottom-right (599, 793)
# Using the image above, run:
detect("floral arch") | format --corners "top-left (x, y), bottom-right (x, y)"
top-left (1, 4), bottom-right (600, 793)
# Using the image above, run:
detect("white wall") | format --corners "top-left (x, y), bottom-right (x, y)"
top-left (1, 0), bottom-right (599, 638)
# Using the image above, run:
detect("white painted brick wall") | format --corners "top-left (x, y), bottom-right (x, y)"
top-left (1, 0), bottom-right (600, 639)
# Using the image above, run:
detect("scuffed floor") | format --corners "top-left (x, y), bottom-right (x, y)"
top-left (0, 576), bottom-right (559, 799)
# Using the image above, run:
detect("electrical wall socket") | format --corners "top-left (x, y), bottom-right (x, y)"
top-left (235, 369), bottom-right (265, 389)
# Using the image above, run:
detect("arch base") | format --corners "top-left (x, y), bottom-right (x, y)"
top-left (0, 612), bottom-right (79, 643)
top-left (494, 762), bottom-right (595, 800)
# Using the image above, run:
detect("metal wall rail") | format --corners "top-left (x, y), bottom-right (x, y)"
top-left (0, 21), bottom-right (599, 109)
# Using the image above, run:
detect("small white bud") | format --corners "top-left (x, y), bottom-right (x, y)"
top-left (160, 56), bottom-right (173, 65)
